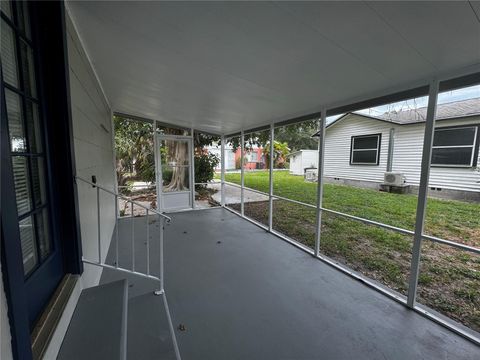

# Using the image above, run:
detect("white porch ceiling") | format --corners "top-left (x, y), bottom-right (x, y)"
top-left (66, 1), bottom-right (480, 134)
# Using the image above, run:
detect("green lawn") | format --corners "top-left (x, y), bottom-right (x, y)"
top-left (220, 170), bottom-right (480, 332)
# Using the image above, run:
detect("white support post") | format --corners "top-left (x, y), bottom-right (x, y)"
top-left (221, 135), bottom-right (226, 207)
top-left (240, 131), bottom-right (245, 216)
top-left (268, 123), bottom-right (274, 231)
top-left (407, 79), bottom-right (439, 308)
top-left (191, 128), bottom-right (195, 209)
top-left (314, 110), bottom-right (326, 257)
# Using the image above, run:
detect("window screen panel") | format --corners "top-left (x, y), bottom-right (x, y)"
top-left (353, 136), bottom-right (378, 150)
top-left (433, 127), bottom-right (476, 147)
top-left (352, 150), bottom-right (377, 164)
top-left (431, 147), bottom-right (474, 166)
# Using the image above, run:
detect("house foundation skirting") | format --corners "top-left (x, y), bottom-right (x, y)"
top-left (324, 176), bottom-right (480, 202)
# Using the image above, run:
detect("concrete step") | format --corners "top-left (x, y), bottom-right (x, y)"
top-left (57, 279), bottom-right (128, 360)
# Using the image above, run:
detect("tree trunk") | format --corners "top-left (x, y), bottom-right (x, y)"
top-left (163, 140), bottom-right (188, 192)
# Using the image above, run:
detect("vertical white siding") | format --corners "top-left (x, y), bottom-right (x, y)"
top-left (324, 114), bottom-right (480, 192)
top-left (0, 262), bottom-right (13, 360)
top-left (66, 13), bottom-right (116, 287)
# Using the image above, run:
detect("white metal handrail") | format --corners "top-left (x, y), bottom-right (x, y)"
top-left (75, 176), bottom-right (171, 294)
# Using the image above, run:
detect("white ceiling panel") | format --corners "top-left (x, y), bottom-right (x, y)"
top-left (67, 1), bottom-right (480, 134)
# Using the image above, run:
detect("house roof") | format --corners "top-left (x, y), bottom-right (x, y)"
top-left (316, 98), bottom-right (480, 135)
top-left (371, 97), bottom-right (480, 124)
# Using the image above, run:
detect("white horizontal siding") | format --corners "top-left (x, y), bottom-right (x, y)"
top-left (324, 114), bottom-right (480, 192)
top-left (394, 118), bottom-right (480, 192)
top-left (324, 115), bottom-right (391, 182)
top-left (66, 12), bottom-right (116, 287)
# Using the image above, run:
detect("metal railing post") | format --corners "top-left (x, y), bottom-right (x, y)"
top-left (268, 123), bottom-right (274, 231)
top-left (221, 135), bottom-right (225, 207)
top-left (115, 194), bottom-right (119, 268)
top-left (407, 79), bottom-right (439, 308)
top-left (146, 209), bottom-right (150, 275)
top-left (131, 202), bottom-right (135, 272)
top-left (240, 131), bottom-right (245, 216)
top-left (314, 110), bottom-right (326, 257)
top-left (155, 215), bottom-right (165, 295)
top-left (97, 186), bottom-right (101, 263)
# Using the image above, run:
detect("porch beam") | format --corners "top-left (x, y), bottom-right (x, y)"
top-left (407, 79), bottom-right (439, 308)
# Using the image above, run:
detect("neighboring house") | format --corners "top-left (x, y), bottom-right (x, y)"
top-left (311, 98), bottom-right (480, 200)
top-left (288, 150), bottom-right (318, 175)
top-left (209, 144), bottom-right (266, 170)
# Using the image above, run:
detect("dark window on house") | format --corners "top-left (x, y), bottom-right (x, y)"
top-left (350, 134), bottom-right (381, 165)
top-left (1, 2), bottom-right (53, 276)
top-left (431, 126), bottom-right (478, 167)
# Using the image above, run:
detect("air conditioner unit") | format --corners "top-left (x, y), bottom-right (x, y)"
top-left (384, 172), bottom-right (405, 186)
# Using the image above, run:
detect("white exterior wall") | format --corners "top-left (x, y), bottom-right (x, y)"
top-left (324, 115), bottom-right (392, 182)
top-left (290, 150), bottom-right (318, 175)
top-left (0, 262), bottom-right (13, 360)
top-left (66, 12), bottom-right (116, 287)
top-left (289, 152), bottom-right (303, 175)
top-left (43, 11), bottom-right (117, 360)
top-left (324, 114), bottom-right (480, 192)
top-left (394, 118), bottom-right (480, 192)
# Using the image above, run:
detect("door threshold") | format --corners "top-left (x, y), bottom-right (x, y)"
top-left (31, 273), bottom-right (78, 360)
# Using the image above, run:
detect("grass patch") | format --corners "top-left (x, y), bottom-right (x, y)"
top-left (222, 170), bottom-right (480, 332)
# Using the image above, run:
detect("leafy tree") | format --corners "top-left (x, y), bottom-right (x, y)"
top-left (263, 141), bottom-right (290, 168)
top-left (114, 116), bottom-right (154, 185)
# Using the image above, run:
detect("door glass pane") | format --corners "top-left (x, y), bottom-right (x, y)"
top-left (162, 166), bottom-right (189, 192)
top-left (15, 1), bottom-right (31, 40)
top-left (1, 19), bottom-right (19, 87)
top-left (31, 157), bottom-right (46, 206)
top-left (26, 101), bottom-right (42, 153)
top-left (5, 89), bottom-right (26, 152)
top-left (20, 40), bottom-right (37, 98)
top-left (36, 209), bottom-right (52, 260)
top-left (12, 156), bottom-right (32, 216)
top-left (161, 140), bottom-right (189, 165)
top-left (1, 1), bottom-right (12, 19)
top-left (19, 216), bottom-right (37, 275)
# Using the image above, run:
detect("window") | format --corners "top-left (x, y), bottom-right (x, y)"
top-left (350, 134), bottom-right (381, 165)
top-left (248, 151), bottom-right (258, 162)
top-left (431, 126), bottom-right (478, 167)
top-left (2, 2), bottom-right (53, 275)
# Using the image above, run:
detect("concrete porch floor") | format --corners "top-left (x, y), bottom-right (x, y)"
top-left (101, 208), bottom-right (478, 359)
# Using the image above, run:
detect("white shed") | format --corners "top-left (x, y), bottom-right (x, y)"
top-left (288, 150), bottom-right (318, 175)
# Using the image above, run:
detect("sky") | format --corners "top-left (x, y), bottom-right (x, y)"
top-left (326, 84), bottom-right (480, 124)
